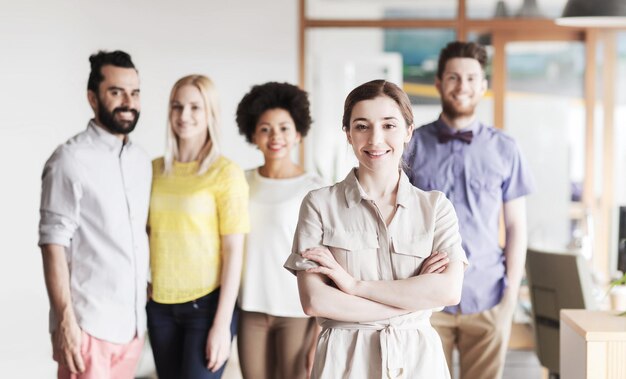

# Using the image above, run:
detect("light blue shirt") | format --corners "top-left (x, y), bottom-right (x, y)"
top-left (403, 117), bottom-right (534, 314)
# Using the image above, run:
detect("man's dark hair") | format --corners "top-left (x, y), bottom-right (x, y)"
top-left (236, 82), bottom-right (312, 144)
top-left (87, 50), bottom-right (136, 93)
top-left (437, 41), bottom-right (487, 79)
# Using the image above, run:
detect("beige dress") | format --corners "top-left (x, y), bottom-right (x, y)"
top-left (284, 169), bottom-right (468, 379)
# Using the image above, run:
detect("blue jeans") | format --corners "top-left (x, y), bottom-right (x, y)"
top-left (146, 288), bottom-right (238, 379)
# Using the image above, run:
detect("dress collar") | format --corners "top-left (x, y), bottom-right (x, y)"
top-left (435, 115), bottom-right (480, 134)
top-left (343, 168), bottom-right (412, 209)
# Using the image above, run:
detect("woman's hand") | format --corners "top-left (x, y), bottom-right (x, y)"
top-left (418, 251), bottom-right (449, 275)
top-left (302, 247), bottom-right (358, 295)
top-left (205, 322), bottom-right (231, 372)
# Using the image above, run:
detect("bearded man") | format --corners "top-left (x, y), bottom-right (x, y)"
top-left (403, 41), bottom-right (535, 379)
top-left (38, 50), bottom-right (151, 379)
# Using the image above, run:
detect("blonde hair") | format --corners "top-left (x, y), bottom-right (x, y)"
top-left (163, 75), bottom-right (221, 175)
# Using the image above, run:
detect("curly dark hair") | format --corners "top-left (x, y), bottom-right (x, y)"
top-left (87, 50), bottom-right (136, 93)
top-left (236, 82), bottom-right (312, 143)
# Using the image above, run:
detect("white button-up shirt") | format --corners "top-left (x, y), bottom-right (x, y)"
top-left (39, 120), bottom-right (151, 344)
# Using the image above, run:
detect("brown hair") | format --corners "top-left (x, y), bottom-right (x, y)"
top-left (342, 80), bottom-right (413, 130)
top-left (437, 41), bottom-right (487, 79)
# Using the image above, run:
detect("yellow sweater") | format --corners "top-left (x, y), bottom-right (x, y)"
top-left (148, 156), bottom-right (249, 303)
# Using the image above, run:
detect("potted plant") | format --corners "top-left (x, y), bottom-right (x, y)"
top-left (609, 272), bottom-right (626, 316)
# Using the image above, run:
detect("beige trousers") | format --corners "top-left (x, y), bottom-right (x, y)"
top-left (431, 293), bottom-right (517, 379)
top-left (237, 310), bottom-right (316, 379)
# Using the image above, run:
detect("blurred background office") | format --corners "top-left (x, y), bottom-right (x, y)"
top-left (2, 0), bottom-right (626, 378)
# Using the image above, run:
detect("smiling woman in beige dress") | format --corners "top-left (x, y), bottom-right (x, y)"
top-left (284, 79), bottom-right (468, 379)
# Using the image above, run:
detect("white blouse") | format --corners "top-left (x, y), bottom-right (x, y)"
top-left (239, 168), bottom-right (325, 317)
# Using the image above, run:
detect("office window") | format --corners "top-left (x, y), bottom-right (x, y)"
top-left (466, 0), bottom-right (568, 19)
top-left (383, 29), bottom-right (456, 105)
top-left (503, 41), bottom-right (585, 247)
top-left (613, 33), bottom-right (626, 206)
top-left (304, 28), bottom-right (458, 180)
top-left (306, 0), bottom-right (457, 20)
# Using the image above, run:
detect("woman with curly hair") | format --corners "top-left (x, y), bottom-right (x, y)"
top-left (236, 82), bottom-right (324, 379)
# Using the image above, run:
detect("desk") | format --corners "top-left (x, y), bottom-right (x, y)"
top-left (560, 309), bottom-right (626, 379)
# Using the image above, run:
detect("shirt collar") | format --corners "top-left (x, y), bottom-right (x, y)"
top-left (395, 171), bottom-right (413, 209)
top-left (435, 115), bottom-right (481, 134)
top-left (343, 168), bottom-right (412, 209)
top-left (343, 168), bottom-right (362, 208)
top-left (87, 119), bottom-right (131, 152)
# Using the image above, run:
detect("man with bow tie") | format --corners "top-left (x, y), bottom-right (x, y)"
top-left (403, 41), bottom-right (534, 379)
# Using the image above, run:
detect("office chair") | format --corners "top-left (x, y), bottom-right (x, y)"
top-left (525, 249), bottom-right (596, 379)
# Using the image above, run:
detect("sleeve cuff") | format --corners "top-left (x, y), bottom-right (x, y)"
top-left (283, 252), bottom-right (320, 276)
top-left (38, 234), bottom-right (71, 248)
top-left (438, 243), bottom-right (469, 268)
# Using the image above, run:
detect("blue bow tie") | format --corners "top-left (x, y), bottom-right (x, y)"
top-left (437, 129), bottom-right (473, 144)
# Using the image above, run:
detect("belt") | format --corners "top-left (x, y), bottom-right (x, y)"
top-left (319, 312), bottom-right (432, 379)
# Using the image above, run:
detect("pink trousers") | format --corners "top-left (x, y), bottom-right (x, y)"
top-left (54, 330), bottom-right (144, 379)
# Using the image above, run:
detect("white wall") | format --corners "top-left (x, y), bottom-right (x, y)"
top-left (0, 0), bottom-right (297, 376)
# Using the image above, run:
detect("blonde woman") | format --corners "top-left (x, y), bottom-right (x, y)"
top-left (147, 75), bottom-right (249, 379)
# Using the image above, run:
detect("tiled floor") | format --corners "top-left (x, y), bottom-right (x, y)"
top-left (502, 350), bottom-right (545, 379)
top-left (226, 347), bottom-right (547, 379)
top-left (450, 349), bottom-right (545, 379)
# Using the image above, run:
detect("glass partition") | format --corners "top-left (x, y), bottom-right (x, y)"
top-left (613, 34), bottom-right (626, 206)
top-left (608, 33), bottom-right (626, 274)
top-left (466, 0), bottom-right (568, 20)
top-left (503, 40), bottom-right (585, 249)
top-left (306, 0), bottom-right (457, 20)
top-left (304, 28), bottom-right (457, 181)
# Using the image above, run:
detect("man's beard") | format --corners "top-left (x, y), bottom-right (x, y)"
top-left (441, 97), bottom-right (477, 120)
top-left (97, 99), bottom-right (140, 135)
